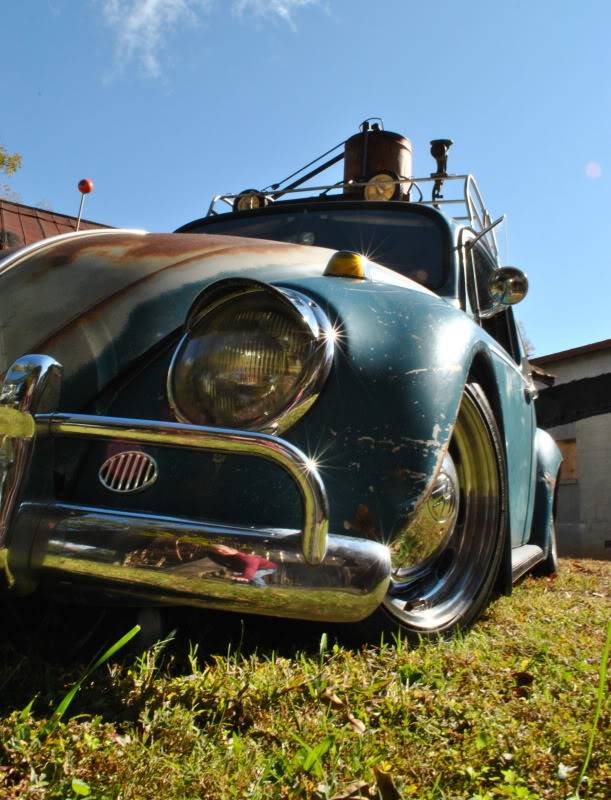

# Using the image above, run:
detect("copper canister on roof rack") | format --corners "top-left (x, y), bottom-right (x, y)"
top-left (343, 126), bottom-right (413, 199)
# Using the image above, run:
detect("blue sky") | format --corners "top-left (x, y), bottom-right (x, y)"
top-left (3, 0), bottom-right (610, 356)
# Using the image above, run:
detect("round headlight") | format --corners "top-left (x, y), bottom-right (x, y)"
top-left (167, 282), bottom-right (334, 434)
top-left (364, 171), bottom-right (400, 201)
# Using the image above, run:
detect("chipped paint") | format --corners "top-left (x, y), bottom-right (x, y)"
top-left (403, 364), bottom-right (462, 377)
top-left (399, 436), bottom-right (442, 450)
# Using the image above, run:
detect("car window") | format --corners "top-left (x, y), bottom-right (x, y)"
top-left (183, 206), bottom-right (450, 291)
top-left (468, 244), bottom-right (496, 316)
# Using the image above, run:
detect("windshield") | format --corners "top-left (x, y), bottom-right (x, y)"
top-left (181, 205), bottom-right (450, 290)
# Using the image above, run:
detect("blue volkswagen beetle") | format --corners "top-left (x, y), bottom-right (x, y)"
top-left (0, 122), bottom-right (561, 639)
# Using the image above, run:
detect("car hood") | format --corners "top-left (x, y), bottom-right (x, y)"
top-left (0, 230), bottom-right (437, 409)
top-left (0, 231), bottom-right (327, 400)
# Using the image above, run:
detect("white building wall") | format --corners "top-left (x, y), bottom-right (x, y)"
top-left (536, 344), bottom-right (611, 560)
top-left (545, 349), bottom-right (611, 384)
top-left (577, 413), bottom-right (611, 558)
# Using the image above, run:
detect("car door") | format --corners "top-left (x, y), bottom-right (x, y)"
top-left (465, 240), bottom-right (536, 547)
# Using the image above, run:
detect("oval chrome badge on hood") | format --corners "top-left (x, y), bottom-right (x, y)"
top-left (99, 451), bottom-right (158, 493)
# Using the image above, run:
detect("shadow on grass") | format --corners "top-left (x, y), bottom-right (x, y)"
top-left (0, 591), bottom-right (364, 717)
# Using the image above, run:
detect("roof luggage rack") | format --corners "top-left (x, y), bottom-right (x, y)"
top-left (205, 121), bottom-right (502, 258)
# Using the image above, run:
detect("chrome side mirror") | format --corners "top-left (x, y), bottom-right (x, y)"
top-left (488, 267), bottom-right (529, 307)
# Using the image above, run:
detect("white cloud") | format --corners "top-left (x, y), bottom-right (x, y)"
top-left (99, 0), bottom-right (319, 77)
top-left (232, 0), bottom-right (318, 31)
top-left (101, 0), bottom-right (210, 77)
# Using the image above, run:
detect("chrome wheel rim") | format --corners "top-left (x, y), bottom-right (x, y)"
top-left (384, 388), bottom-right (502, 632)
top-left (389, 451), bottom-right (460, 574)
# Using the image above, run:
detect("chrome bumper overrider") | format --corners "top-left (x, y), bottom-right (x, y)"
top-left (0, 355), bottom-right (390, 622)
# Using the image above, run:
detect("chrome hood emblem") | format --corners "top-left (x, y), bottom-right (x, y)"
top-left (99, 451), bottom-right (158, 493)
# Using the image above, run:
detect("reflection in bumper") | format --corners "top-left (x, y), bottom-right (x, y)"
top-left (27, 503), bottom-right (390, 623)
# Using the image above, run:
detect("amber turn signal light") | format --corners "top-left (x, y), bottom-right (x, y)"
top-left (323, 251), bottom-right (366, 279)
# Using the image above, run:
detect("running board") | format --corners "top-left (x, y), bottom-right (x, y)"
top-left (511, 544), bottom-right (544, 582)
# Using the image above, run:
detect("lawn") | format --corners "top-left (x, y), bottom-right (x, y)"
top-left (0, 559), bottom-right (608, 799)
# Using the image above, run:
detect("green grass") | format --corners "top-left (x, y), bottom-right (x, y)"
top-left (0, 559), bottom-right (609, 799)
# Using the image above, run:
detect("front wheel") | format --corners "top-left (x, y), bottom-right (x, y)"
top-left (364, 383), bottom-right (507, 640)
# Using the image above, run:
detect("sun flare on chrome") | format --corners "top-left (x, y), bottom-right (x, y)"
top-left (323, 322), bottom-right (344, 346)
top-left (303, 455), bottom-right (320, 473)
top-left (300, 434), bottom-right (342, 476)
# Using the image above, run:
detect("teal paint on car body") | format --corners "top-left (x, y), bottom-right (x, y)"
top-left (269, 272), bottom-right (537, 550)
top-left (0, 230), bottom-right (557, 575)
top-left (0, 123), bottom-right (563, 638)
top-left (487, 345), bottom-right (537, 547)
top-left (530, 428), bottom-right (562, 557)
top-left (271, 274), bottom-right (473, 534)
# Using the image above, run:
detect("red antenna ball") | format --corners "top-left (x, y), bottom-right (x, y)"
top-left (78, 178), bottom-right (94, 194)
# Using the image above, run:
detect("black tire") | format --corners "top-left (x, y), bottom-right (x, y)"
top-left (361, 383), bottom-right (507, 641)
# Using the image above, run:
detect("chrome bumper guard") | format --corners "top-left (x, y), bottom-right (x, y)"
top-left (0, 355), bottom-right (390, 622)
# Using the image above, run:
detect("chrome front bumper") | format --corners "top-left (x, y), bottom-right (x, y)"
top-left (0, 355), bottom-right (390, 623)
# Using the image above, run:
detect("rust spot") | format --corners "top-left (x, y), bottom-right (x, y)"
top-left (27, 231), bottom-right (328, 352)
top-left (22, 231), bottom-right (326, 283)
top-left (389, 466), bottom-right (427, 483)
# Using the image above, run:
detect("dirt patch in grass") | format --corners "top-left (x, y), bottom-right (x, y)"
top-left (0, 559), bottom-right (609, 799)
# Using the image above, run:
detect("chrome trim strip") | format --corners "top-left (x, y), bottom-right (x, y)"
top-left (511, 543), bottom-right (544, 582)
top-left (29, 503), bottom-right (391, 623)
top-left (36, 412), bottom-right (329, 565)
top-left (0, 356), bottom-right (62, 561)
top-left (0, 228), bottom-right (147, 277)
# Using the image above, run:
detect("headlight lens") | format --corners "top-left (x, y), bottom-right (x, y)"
top-left (234, 190), bottom-right (268, 211)
top-left (168, 283), bottom-right (334, 433)
top-left (364, 171), bottom-right (400, 201)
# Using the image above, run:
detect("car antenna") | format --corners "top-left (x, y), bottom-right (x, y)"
top-left (75, 178), bottom-right (94, 231)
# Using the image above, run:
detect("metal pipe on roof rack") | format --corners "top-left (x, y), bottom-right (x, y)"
top-left (419, 198), bottom-right (465, 205)
top-left (213, 174), bottom-right (471, 202)
top-left (263, 140), bottom-right (346, 192)
top-left (361, 125), bottom-right (370, 180)
top-left (206, 195), bottom-right (221, 215)
top-left (464, 215), bottom-right (506, 249)
top-left (270, 153), bottom-right (344, 200)
top-left (225, 175), bottom-right (459, 200)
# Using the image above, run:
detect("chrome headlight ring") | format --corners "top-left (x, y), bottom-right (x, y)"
top-left (167, 279), bottom-right (335, 435)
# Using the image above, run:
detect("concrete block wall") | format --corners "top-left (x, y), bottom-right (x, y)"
top-left (576, 413), bottom-right (611, 558)
top-left (548, 412), bottom-right (611, 559)
top-left (533, 341), bottom-right (611, 560)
